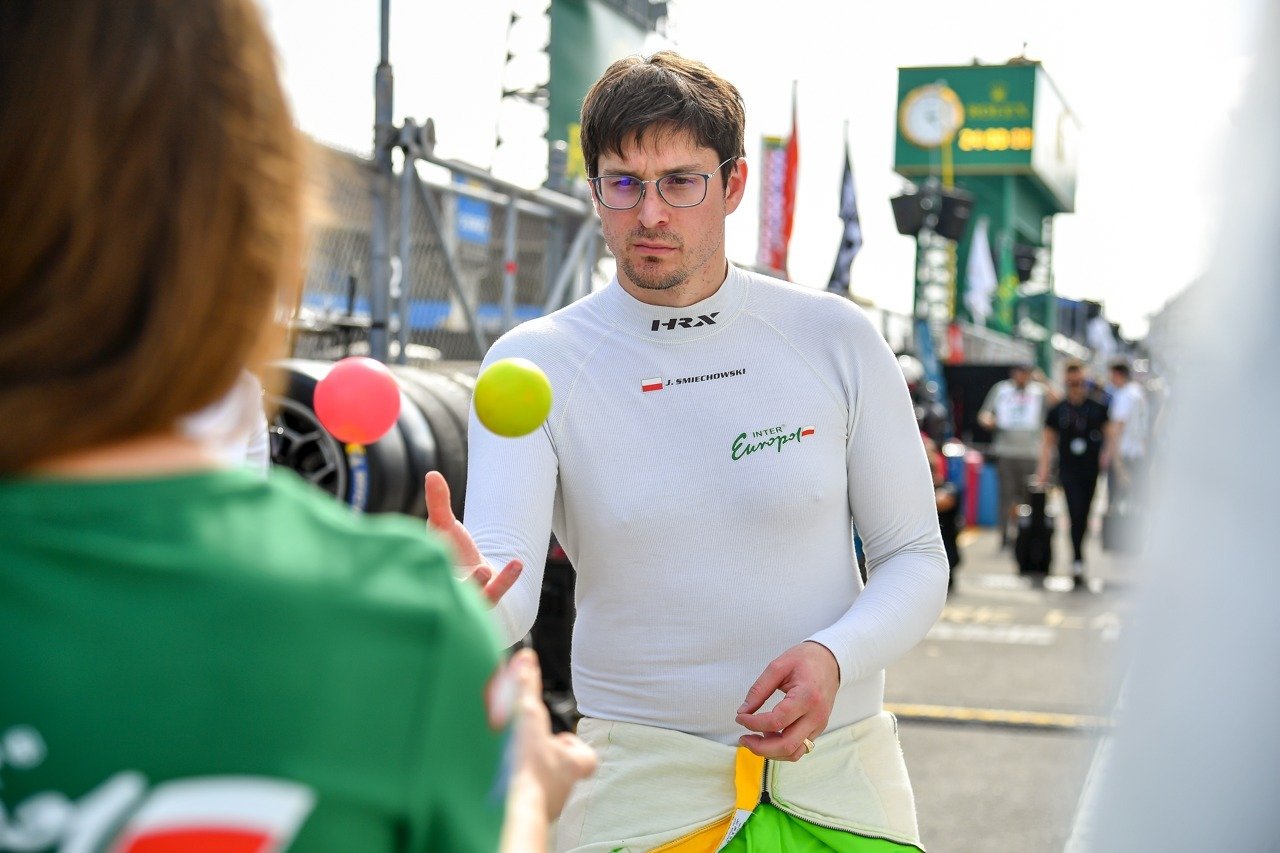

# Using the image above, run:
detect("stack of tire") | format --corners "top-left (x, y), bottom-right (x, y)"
top-left (265, 357), bottom-right (579, 732)
top-left (263, 358), bottom-right (479, 520)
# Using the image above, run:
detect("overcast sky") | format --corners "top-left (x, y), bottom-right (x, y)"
top-left (260, 0), bottom-right (1263, 337)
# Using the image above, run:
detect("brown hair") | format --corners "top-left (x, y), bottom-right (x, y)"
top-left (0, 0), bottom-right (303, 473)
top-left (579, 51), bottom-right (745, 186)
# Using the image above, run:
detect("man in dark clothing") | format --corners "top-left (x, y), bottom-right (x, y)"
top-left (923, 434), bottom-right (962, 592)
top-left (1037, 363), bottom-right (1113, 589)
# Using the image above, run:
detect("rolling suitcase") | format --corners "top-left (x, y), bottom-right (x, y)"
top-left (1014, 484), bottom-right (1054, 578)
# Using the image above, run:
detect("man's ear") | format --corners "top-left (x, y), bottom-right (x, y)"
top-left (724, 158), bottom-right (748, 215)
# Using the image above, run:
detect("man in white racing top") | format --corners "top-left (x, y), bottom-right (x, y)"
top-left (427, 51), bottom-right (948, 852)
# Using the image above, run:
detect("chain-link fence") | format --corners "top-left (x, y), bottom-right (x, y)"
top-left (291, 137), bottom-right (603, 366)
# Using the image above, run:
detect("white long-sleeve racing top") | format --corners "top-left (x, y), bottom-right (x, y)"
top-left (463, 265), bottom-right (948, 743)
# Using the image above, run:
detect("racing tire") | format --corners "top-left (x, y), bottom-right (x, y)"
top-left (391, 365), bottom-right (472, 522)
top-left (265, 358), bottom-right (412, 515)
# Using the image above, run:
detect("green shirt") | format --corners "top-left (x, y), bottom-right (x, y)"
top-left (0, 468), bottom-right (506, 851)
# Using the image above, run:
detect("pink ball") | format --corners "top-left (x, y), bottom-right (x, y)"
top-left (313, 357), bottom-right (401, 445)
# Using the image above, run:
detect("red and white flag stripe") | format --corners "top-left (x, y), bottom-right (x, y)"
top-left (801, 426), bottom-right (815, 437)
top-left (641, 378), bottom-right (663, 393)
top-left (113, 777), bottom-right (315, 853)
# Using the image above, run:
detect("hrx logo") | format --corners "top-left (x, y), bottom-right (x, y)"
top-left (650, 312), bottom-right (719, 331)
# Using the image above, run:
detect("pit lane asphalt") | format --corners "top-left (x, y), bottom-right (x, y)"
top-left (888, 507), bottom-right (1139, 853)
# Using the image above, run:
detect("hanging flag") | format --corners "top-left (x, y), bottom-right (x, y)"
top-left (964, 215), bottom-right (997, 326)
top-left (782, 86), bottom-right (799, 267)
top-left (826, 128), bottom-right (862, 295)
top-left (757, 84), bottom-right (799, 279)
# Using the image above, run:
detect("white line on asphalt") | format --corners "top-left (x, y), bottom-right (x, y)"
top-left (926, 622), bottom-right (1057, 645)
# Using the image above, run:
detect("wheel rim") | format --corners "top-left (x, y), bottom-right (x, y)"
top-left (268, 394), bottom-right (347, 502)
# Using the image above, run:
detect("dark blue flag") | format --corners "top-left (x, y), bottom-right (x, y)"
top-left (826, 137), bottom-right (863, 295)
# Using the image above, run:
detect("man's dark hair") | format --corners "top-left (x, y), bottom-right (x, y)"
top-left (579, 51), bottom-right (745, 187)
top-left (1109, 361), bottom-right (1132, 379)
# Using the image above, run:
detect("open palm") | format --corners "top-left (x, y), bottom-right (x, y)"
top-left (424, 471), bottom-right (523, 606)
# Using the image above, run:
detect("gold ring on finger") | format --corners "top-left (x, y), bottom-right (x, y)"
top-left (802, 737), bottom-right (815, 755)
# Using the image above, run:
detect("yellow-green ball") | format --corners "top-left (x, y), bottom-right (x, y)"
top-left (473, 357), bottom-right (553, 438)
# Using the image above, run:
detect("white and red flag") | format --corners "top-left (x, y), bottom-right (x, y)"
top-left (756, 84), bottom-right (799, 279)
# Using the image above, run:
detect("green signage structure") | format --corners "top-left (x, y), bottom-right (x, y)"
top-left (893, 61), bottom-right (1079, 370)
top-left (548, 0), bottom-right (652, 185)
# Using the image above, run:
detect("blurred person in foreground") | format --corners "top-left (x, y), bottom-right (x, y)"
top-left (0, 2), bottom-right (592, 850)
top-left (1036, 362), bottom-right (1111, 589)
top-left (1066, 6), bottom-right (1279, 845)
top-left (978, 362), bottom-right (1055, 548)
top-left (425, 51), bottom-right (947, 851)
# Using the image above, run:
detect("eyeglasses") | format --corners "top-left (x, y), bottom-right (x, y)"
top-left (589, 157), bottom-right (737, 210)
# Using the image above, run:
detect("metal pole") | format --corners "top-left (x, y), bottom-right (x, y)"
top-left (396, 140), bottom-right (414, 364)
top-left (410, 167), bottom-right (489, 358)
top-left (576, 229), bottom-right (599, 302)
top-left (501, 196), bottom-right (519, 333)
top-left (545, 142), bottom-right (569, 310)
top-left (420, 148), bottom-right (591, 218)
top-left (542, 216), bottom-right (598, 314)
top-left (368, 0), bottom-right (394, 363)
top-left (1041, 216), bottom-right (1057, 374)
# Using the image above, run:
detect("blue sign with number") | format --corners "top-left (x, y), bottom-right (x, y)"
top-left (453, 173), bottom-right (491, 245)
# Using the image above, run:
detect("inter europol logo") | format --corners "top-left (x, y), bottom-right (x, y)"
top-left (649, 312), bottom-right (719, 331)
top-left (730, 424), bottom-right (815, 460)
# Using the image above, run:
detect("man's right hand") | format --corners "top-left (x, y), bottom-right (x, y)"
top-left (425, 471), bottom-right (522, 606)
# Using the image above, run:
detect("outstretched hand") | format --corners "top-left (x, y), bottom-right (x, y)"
top-left (424, 471), bottom-right (522, 606)
top-left (513, 649), bottom-right (597, 813)
top-left (734, 641), bottom-right (841, 762)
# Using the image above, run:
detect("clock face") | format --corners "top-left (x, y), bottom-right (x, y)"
top-left (900, 85), bottom-right (964, 148)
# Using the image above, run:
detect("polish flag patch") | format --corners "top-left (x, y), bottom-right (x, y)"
top-left (641, 378), bottom-right (663, 393)
top-left (801, 426), bottom-right (816, 437)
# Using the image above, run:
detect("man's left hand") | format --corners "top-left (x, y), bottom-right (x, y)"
top-left (735, 641), bottom-right (840, 762)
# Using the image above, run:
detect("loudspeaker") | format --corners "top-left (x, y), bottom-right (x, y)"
top-left (890, 192), bottom-right (924, 236)
top-left (936, 189), bottom-right (974, 242)
top-left (890, 186), bottom-right (975, 242)
top-left (1013, 243), bottom-right (1039, 283)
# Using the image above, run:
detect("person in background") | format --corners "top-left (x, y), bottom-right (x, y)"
top-left (0, 2), bottom-right (593, 849)
top-left (924, 434), bottom-right (962, 592)
top-left (1037, 362), bottom-right (1112, 590)
top-left (979, 363), bottom-right (1055, 548)
top-left (425, 50), bottom-right (947, 851)
top-left (182, 368), bottom-right (272, 472)
top-left (1106, 360), bottom-right (1149, 509)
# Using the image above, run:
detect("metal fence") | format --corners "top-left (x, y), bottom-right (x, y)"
top-left (291, 130), bottom-right (604, 366)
